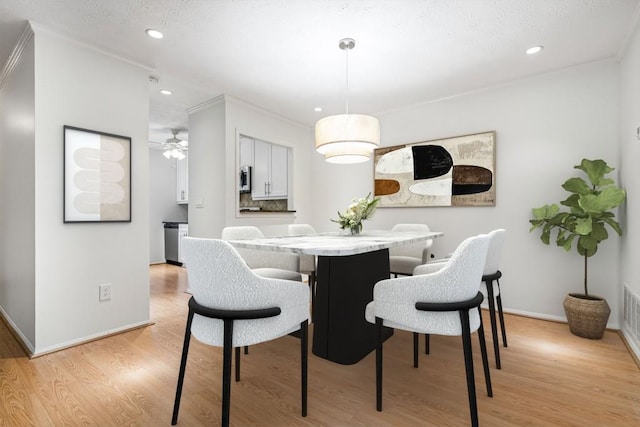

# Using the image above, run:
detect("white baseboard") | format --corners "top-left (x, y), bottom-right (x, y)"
top-left (484, 305), bottom-right (621, 330)
top-left (0, 304), bottom-right (35, 354)
top-left (622, 327), bottom-right (640, 363)
top-left (623, 285), bottom-right (640, 362)
top-left (30, 320), bottom-right (152, 357)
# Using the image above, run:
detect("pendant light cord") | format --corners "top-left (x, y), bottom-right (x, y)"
top-left (345, 45), bottom-right (349, 114)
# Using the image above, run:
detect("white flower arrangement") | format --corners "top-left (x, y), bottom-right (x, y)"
top-left (332, 193), bottom-right (381, 234)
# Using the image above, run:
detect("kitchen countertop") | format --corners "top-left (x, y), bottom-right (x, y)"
top-left (239, 209), bottom-right (296, 213)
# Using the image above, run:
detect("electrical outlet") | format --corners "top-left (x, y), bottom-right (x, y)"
top-left (99, 283), bottom-right (112, 301)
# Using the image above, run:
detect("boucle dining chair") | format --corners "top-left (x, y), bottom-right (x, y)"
top-left (388, 223), bottom-right (434, 277)
top-left (288, 224), bottom-right (317, 320)
top-left (172, 238), bottom-right (310, 427)
top-left (221, 226), bottom-right (302, 282)
top-left (480, 228), bottom-right (507, 369)
top-left (287, 223), bottom-right (317, 287)
top-left (366, 234), bottom-right (492, 427)
top-left (422, 229), bottom-right (508, 368)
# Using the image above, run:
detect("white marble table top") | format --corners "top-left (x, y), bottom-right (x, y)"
top-left (227, 230), bottom-right (443, 256)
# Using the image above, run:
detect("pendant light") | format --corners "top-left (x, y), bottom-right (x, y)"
top-left (315, 38), bottom-right (380, 164)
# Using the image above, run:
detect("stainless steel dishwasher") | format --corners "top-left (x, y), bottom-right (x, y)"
top-left (163, 222), bottom-right (180, 265)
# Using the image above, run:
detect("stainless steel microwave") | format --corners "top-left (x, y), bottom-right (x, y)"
top-left (239, 165), bottom-right (251, 193)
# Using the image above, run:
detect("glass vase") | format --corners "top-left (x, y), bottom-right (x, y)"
top-left (349, 223), bottom-right (362, 235)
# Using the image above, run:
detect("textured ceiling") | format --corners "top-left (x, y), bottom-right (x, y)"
top-left (1, 0), bottom-right (639, 145)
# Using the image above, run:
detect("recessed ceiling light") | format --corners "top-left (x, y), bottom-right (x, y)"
top-left (314, 107), bottom-right (322, 112)
top-left (526, 45), bottom-right (544, 55)
top-left (160, 89), bottom-right (172, 95)
top-left (146, 29), bottom-right (164, 39)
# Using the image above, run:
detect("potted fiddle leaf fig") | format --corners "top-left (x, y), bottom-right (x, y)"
top-left (529, 158), bottom-right (626, 339)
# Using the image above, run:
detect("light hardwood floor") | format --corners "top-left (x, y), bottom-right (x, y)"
top-left (1, 263), bottom-right (639, 426)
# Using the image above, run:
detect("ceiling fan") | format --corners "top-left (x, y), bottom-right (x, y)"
top-left (162, 129), bottom-right (188, 160)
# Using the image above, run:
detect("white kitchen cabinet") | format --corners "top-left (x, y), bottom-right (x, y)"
top-left (251, 139), bottom-right (288, 200)
top-left (176, 152), bottom-right (188, 204)
top-left (178, 224), bottom-right (189, 265)
top-left (239, 135), bottom-right (254, 167)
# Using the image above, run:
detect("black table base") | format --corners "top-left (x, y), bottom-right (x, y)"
top-left (312, 248), bottom-right (393, 365)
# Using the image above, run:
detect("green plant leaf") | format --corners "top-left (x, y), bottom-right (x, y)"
top-left (577, 235), bottom-right (598, 257)
top-left (575, 159), bottom-right (613, 186)
top-left (574, 216), bottom-right (592, 235)
top-left (578, 187), bottom-right (625, 213)
top-left (560, 193), bottom-right (581, 210)
top-left (540, 229), bottom-right (551, 245)
top-left (562, 177), bottom-right (590, 195)
top-left (531, 204), bottom-right (559, 219)
top-left (598, 186), bottom-right (626, 209)
top-left (602, 217), bottom-right (623, 236)
top-left (562, 234), bottom-right (576, 251)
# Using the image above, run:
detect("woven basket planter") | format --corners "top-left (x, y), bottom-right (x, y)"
top-left (563, 293), bottom-right (610, 339)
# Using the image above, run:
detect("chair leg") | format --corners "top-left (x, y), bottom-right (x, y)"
top-left (477, 307), bottom-right (493, 397)
top-left (171, 309), bottom-right (195, 425)
top-left (459, 309), bottom-right (479, 427)
top-left (413, 332), bottom-right (419, 368)
top-left (235, 347), bottom-right (241, 382)
top-left (300, 320), bottom-right (308, 417)
top-left (221, 319), bottom-right (234, 427)
top-left (375, 317), bottom-right (383, 411)
top-left (485, 278), bottom-right (501, 369)
top-left (496, 279), bottom-right (508, 347)
top-left (424, 334), bottom-right (430, 355)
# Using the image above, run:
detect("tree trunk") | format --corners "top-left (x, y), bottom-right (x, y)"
top-left (583, 254), bottom-right (589, 296)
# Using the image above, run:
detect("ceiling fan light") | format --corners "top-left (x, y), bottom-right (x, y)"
top-left (163, 150), bottom-right (172, 159)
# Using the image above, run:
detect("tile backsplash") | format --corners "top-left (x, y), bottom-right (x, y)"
top-left (239, 193), bottom-right (288, 211)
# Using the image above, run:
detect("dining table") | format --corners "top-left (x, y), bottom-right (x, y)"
top-left (228, 229), bottom-right (443, 365)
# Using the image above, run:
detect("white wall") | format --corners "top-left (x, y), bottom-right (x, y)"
top-left (187, 96), bottom-right (227, 238)
top-left (620, 21), bottom-right (640, 354)
top-left (0, 30), bottom-right (36, 349)
top-left (149, 149), bottom-right (188, 264)
top-left (310, 61), bottom-right (622, 326)
top-left (28, 28), bottom-right (150, 354)
top-left (187, 95), bottom-right (313, 238)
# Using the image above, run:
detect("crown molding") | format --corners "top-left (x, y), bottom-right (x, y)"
top-left (186, 94), bottom-right (226, 115)
top-left (28, 21), bottom-right (153, 73)
top-left (224, 94), bottom-right (310, 130)
top-left (0, 22), bottom-right (34, 89)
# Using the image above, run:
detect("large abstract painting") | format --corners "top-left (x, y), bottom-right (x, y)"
top-left (64, 125), bottom-right (131, 222)
top-left (374, 131), bottom-right (495, 207)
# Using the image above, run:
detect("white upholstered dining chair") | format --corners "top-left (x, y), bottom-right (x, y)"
top-left (287, 223), bottom-right (317, 287)
top-left (480, 228), bottom-right (507, 369)
top-left (366, 233), bottom-right (492, 427)
top-left (388, 223), bottom-right (434, 277)
top-left (172, 238), bottom-right (310, 427)
top-left (287, 224), bottom-right (317, 319)
top-left (221, 226), bottom-right (302, 282)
